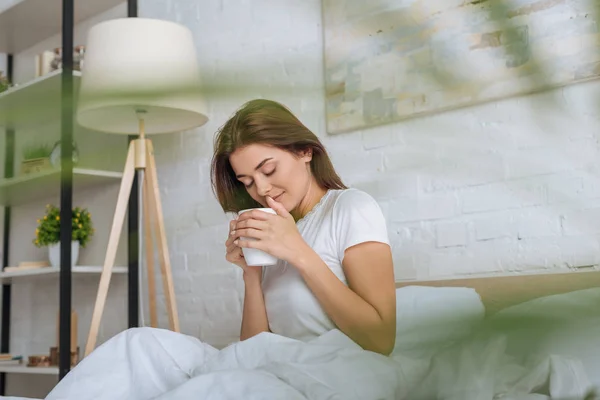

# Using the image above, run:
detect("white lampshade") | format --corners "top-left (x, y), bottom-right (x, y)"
top-left (76, 17), bottom-right (208, 135)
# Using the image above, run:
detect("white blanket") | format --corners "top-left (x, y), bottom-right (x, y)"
top-left (45, 328), bottom-right (407, 400)
top-left (3, 326), bottom-right (595, 400)
top-left (404, 333), bottom-right (596, 400)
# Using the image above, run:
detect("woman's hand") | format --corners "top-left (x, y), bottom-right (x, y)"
top-left (225, 219), bottom-right (262, 277)
top-left (233, 196), bottom-right (308, 264)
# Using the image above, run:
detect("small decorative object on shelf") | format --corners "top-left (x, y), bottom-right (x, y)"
top-left (49, 346), bottom-right (79, 368)
top-left (50, 140), bottom-right (79, 168)
top-left (74, 45), bottom-right (86, 71)
top-left (49, 45), bottom-right (86, 73)
top-left (33, 204), bottom-right (95, 268)
top-left (35, 50), bottom-right (54, 78)
top-left (50, 47), bottom-right (62, 71)
top-left (27, 355), bottom-right (51, 368)
top-left (50, 309), bottom-right (79, 367)
top-left (20, 143), bottom-right (53, 175)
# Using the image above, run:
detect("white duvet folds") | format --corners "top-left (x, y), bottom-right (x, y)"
top-left (30, 326), bottom-right (596, 400)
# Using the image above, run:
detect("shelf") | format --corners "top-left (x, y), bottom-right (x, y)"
top-left (0, 265), bottom-right (128, 284)
top-left (0, 0), bottom-right (126, 53)
top-left (0, 69), bottom-right (81, 129)
top-left (0, 364), bottom-right (58, 375)
top-left (0, 167), bottom-right (122, 206)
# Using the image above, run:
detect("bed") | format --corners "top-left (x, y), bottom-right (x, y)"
top-left (3, 269), bottom-right (600, 400)
top-left (394, 269), bottom-right (600, 399)
top-left (395, 268), bottom-right (600, 315)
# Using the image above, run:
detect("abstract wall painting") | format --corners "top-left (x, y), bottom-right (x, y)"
top-left (323, 0), bottom-right (600, 134)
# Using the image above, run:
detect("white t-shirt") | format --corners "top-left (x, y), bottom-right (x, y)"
top-left (261, 188), bottom-right (390, 342)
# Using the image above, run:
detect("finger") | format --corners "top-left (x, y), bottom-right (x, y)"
top-left (234, 238), bottom-right (262, 250)
top-left (233, 228), bottom-right (265, 240)
top-left (225, 233), bottom-right (236, 247)
top-left (235, 219), bottom-right (269, 231)
top-left (226, 252), bottom-right (242, 263)
top-left (226, 243), bottom-right (239, 254)
top-left (226, 244), bottom-right (244, 262)
top-left (266, 196), bottom-right (289, 217)
top-left (226, 221), bottom-right (237, 245)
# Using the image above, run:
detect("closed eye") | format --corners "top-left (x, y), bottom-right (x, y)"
top-left (239, 166), bottom-right (276, 188)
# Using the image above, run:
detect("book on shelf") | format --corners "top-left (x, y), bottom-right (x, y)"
top-left (3, 261), bottom-right (50, 272)
top-left (0, 354), bottom-right (23, 365)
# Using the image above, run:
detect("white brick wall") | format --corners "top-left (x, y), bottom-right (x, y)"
top-left (136, 0), bottom-right (600, 346)
top-left (2, 0), bottom-right (600, 396)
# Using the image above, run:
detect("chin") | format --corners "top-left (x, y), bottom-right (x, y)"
top-left (275, 199), bottom-right (291, 212)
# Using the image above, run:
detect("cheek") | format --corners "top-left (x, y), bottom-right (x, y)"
top-left (291, 163), bottom-right (310, 182)
top-left (282, 162), bottom-right (305, 180)
top-left (276, 165), bottom-right (308, 194)
top-left (246, 188), bottom-right (262, 203)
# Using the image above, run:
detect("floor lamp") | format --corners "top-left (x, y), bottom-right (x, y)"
top-left (76, 18), bottom-right (209, 357)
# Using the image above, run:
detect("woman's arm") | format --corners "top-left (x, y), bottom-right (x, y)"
top-left (225, 218), bottom-right (270, 341)
top-left (233, 194), bottom-right (396, 354)
top-left (240, 269), bottom-right (271, 340)
top-left (293, 241), bottom-right (396, 355)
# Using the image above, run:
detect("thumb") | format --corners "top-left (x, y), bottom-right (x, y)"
top-left (266, 196), bottom-right (289, 216)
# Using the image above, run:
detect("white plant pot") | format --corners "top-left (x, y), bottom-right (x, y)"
top-left (48, 241), bottom-right (80, 268)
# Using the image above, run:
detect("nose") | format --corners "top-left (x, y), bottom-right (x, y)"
top-left (255, 176), bottom-right (272, 197)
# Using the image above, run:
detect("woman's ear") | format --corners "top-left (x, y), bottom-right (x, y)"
top-left (300, 148), bottom-right (313, 162)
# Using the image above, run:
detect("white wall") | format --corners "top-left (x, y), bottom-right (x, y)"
top-left (137, 0), bottom-right (600, 346)
top-left (2, 0), bottom-right (600, 396)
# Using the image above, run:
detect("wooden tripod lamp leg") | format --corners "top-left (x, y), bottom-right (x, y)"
top-left (84, 142), bottom-right (137, 357)
top-left (145, 140), bottom-right (180, 332)
top-left (143, 171), bottom-right (158, 328)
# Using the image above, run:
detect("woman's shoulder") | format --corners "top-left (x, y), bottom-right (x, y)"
top-left (307, 188), bottom-right (385, 226)
top-left (329, 188), bottom-right (382, 212)
top-left (317, 188), bottom-right (385, 224)
top-left (325, 188), bottom-right (390, 253)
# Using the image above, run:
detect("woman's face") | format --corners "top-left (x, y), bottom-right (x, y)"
top-left (229, 143), bottom-right (313, 212)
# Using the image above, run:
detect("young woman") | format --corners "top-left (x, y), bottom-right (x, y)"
top-left (211, 99), bottom-right (397, 355)
top-left (45, 99), bottom-right (399, 400)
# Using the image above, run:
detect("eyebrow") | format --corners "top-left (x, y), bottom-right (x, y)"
top-left (236, 158), bottom-right (273, 178)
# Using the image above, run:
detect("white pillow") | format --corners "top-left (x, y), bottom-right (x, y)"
top-left (486, 287), bottom-right (600, 389)
top-left (393, 285), bottom-right (486, 358)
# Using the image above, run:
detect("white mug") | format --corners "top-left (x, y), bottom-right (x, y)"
top-left (237, 208), bottom-right (278, 266)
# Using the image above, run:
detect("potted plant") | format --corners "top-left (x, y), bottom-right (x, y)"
top-left (0, 71), bottom-right (9, 93)
top-left (33, 204), bottom-right (94, 268)
top-left (21, 143), bottom-right (53, 175)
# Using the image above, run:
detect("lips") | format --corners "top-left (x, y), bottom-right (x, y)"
top-left (272, 193), bottom-right (284, 202)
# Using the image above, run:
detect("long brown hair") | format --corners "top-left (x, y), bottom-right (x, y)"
top-left (210, 99), bottom-right (346, 213)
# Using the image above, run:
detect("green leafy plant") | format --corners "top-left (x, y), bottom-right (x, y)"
top-left (0, 71), bottom-right (9, 93)
top-left (22, 143), bottom-right (52, 160)
top-left (33, 204), bottom-right (95, 248)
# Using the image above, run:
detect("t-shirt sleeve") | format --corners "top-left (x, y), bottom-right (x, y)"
top-left (333, 189), bottom-right (390, 262)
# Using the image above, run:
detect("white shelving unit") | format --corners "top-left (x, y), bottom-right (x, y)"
top-left (0, 0), bottom-right (125, 54)
top-left (0, 167), bottom-right (123, 206)
top-left (0, 365), bottom-right (58, 376)
top-left (0, 265), bottom-right (128, 284)
top-left (0, 0), bottom-right (134, 392)
top-left (0, 69), bottom-right (81, 129)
